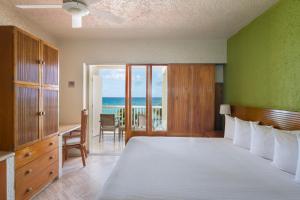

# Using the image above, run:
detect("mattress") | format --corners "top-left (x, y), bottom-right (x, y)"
top-left (99, 137), bottom-right (300, 200)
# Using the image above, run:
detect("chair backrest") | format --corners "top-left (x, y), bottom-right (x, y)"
top-left (100, 114), bottom-right (115, 127)
top-left (138, 114), bottom-right (146, 128)
top-left (80, 109), bottom-right (88, 144)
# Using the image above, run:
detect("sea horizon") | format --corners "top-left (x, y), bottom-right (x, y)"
top-left (102, 97), bottom-right (162, 106)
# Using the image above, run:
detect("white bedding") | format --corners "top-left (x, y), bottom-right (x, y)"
top-left (99, 137), bottom-right (300, 200)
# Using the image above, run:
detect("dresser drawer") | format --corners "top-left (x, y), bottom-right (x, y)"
top-left (16, 149), bottom-right (58, 187)
top-left (15, 136), bottom-right (58, 169)
top-left (16, 161), bottom-right (58, 200)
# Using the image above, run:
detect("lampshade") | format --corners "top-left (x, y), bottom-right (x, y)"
top-left (220, 104), bottom-right (231, 115)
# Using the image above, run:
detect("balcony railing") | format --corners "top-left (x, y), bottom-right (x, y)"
top-left (102, 105), bottom-right (163, 129)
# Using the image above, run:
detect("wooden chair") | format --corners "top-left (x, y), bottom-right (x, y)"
top-left (63, 109), bottom-right (88, 167)
top-left (99, 114), bottom-right (119, 142)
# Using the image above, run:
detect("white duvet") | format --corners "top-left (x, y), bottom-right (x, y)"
top-left (99, 137), bottom-right (300, 200)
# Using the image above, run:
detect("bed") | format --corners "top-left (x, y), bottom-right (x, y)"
top-left (99, 136), bottom-right (300, 200)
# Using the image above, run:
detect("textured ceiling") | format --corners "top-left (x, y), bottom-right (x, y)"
top-left (11, 0), bottom-right (278, 40)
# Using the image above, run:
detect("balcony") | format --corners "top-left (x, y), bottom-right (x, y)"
top-left (102, 105), bottom-right (165, 130)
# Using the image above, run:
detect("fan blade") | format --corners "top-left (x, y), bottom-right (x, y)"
top-left (94, 11), bottom-right (125, 24)
top-left (16, 4), bottom-right (62, 9)
top-left (72, 15), bottom-right (82, 28)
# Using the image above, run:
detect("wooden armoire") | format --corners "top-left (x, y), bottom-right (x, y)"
top-left (0, 26), bottom-right (59, 200)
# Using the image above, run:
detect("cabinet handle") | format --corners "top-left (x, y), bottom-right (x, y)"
top-left (38, 111), bottom-right (46, 116)
top-left (25, 169), bottom-right (32, 175)
top-left (49, 142), bottom-right (54, 146)
top-left (26, 187), bottom-right (33, 193)
top-left (49, 156), bottom-right (53, 160)
top-left (38, 60), bottom-right (45, 65)
top-left (49, 171), bottom-right (54, 175)
top-left (25, 152), bottom-right (32, 157)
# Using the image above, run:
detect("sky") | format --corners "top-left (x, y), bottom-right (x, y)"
top-left (100, 67), bottom-right (165, 97)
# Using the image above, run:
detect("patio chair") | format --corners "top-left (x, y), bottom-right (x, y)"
top-left (137, 114), bottom-right (146, 129)
top-left (99, 114), bottom-right (119, 142)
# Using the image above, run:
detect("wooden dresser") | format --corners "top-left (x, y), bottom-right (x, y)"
top-left (0, 26), bottom-right (59, 200)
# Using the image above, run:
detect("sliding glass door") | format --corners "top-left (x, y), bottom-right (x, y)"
top-left (125, 64), bottom-right (168, 142)
top-left (131, 65), bottom-right (147, 131)
top-left (152, 65), bottom-right (168, 131)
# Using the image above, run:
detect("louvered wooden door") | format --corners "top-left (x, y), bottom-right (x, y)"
top-left (42, 43), bottom-right (59, 86)
top-left (42, 89), bottom-right (59, 138)
top-left (15, 86), bottom-right (40, 147)
top-left (15, 30), bottom-right (40, 84)
top-left (42, 43), bottom-right (59, 138)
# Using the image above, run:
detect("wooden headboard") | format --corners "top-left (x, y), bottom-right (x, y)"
top-left (231, 105), bottom-right (300, 131)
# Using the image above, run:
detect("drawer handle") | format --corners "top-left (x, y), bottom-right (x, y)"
top-left (25, 169), bottom-right (32, 175)
top-left (26, 187), bottom-right (33, 193)
top-left (49, 171), bottom-right (54, 175)
top-left (25, 152), bottom-right (32, 158)
top-left (49, 142), bottom-right (54, 146)
top-left (49, 156), bottom-right (54, 160)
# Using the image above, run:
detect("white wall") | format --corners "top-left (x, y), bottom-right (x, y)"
top-left (59, 38), bottom-right (227, 124)
top-left (0, 1), bottom-right (58, 45)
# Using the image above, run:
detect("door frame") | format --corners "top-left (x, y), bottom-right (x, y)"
top-left (86, 64), bottom-right (126, 153)
top-left (125, 64), bottom-right (168, 143)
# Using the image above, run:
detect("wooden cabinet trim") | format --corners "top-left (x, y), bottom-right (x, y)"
top-left (0, 160), bottom-right (7, 200)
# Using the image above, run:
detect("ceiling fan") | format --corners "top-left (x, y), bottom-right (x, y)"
top-left (16, 0), bottom-right (90, 28)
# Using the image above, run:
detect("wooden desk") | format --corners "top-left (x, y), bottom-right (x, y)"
top-left (58, 124), bottom-right (81, 177)
top-left (59, 124), bottom-right (81, 136)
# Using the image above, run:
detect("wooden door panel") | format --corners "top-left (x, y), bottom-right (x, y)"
top-left (191, 64), bottom-right (215, 135)
top-left (15, 86), bottom-right (39, 147)
top-left (167, 64), bottom-right (215, 136)
top-left (167, 64), bottom-right (192, 134)
top-left (43, 44), bottom-right (58, 86)
top-left (16, 31), bottom-right (40, 83)
top-left (43, 89), bottom-right (58, 137)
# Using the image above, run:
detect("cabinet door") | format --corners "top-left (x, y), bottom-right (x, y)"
top-left (15, 86), bottom-right (40, 147)
top-left (42, 43), bottom-right (58, 86)
top-left (42, 89), bottom-right (58, 138)
top-left (15, 30), bottom-right (40, 83)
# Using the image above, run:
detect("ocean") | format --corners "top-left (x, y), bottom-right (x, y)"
top-left (102, 97), bottom-right (163, 126)
top-left (102, 97), bottom-right (162, 106)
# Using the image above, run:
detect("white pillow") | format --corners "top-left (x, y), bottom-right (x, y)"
top-left (233, 118), bottom-right (258, 149)
top-left (296, 134), bottom-right (300, 182)
top-left (272, 128), bottom-right (299, 174)
top-left (250, 123), bottom-right (274, 160)
top-left (224, 115), bottom-right (235, 139)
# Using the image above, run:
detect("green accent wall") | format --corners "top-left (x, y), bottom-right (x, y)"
top-left (225, 0), bottom-right (300, 111)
